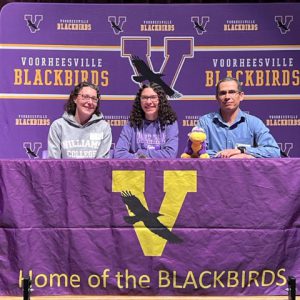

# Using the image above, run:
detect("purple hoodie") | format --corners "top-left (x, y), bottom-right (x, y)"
top-left (113, 120), bottom-right (178, 159)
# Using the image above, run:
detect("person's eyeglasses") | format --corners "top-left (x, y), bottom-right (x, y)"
top-left (78, 94), bottom-right (99, 104)
top-left (140, 95), bottom-right (159, 102)
top-left (218, 90), bottom-right (241, 97)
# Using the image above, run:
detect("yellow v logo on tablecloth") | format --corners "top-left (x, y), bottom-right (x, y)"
top-left (112, 170), bottom-right (197, 256)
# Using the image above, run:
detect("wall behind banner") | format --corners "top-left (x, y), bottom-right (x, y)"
top-left (0, 2), bottom-right (299, 159)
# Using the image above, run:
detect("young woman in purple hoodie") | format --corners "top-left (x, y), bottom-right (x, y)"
top-left (114, 83), bottom-right (178, 159)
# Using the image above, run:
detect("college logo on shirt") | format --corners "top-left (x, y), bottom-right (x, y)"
top-left (90, 132), bottom-right (103, 140)
top-left (136, 130), bottom-right (166, 147)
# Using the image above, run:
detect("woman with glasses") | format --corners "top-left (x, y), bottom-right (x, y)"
top-left (114, 82), bottom-right (178, 159)
top-left (47, 81), bottom-right (112, 159)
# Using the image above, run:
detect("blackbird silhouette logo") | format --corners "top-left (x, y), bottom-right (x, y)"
top-left (191, 16), bottom-right (209, 35)
top-left (193, 21), bottom-right (205, 32)
top-left (23, 142), bottom-right (42, 159)
top-left (131, 56), bottom-right (182, 99)
top-left (108, 16), bottom-right (126, 35)
top-left (26, 147), bottom-right (38, 158)
top-left (274, 16), bottom-right (293, 34)
top-left (24, 14), bottom-right (43, 33)
top-left (277, 20), bottom-right (288, 31)
top-left (111, 21), bottom-right (122, 33)
top-left (27, 19), bottom-right (39, 31)
top-left (121, 191), bottom-right (182, 243)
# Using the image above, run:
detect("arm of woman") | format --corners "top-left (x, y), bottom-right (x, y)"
top-left (113, 124), bottom-right (136, 159)
top-left (96, 122), bottom-right (112, 158)
top-left (47, 121), bottom-right (62, 159)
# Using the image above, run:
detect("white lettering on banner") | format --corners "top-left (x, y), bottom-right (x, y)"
top-left (20, 57), bottom-right (103, 68)
top-left (212, 57), bottom-right (294, 68)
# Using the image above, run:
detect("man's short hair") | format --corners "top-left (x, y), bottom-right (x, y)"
top-left (216, 77), bottom-right (243, 97)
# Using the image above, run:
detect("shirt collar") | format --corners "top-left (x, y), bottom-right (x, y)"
top-left (212, 109), bottom-right (245, 125)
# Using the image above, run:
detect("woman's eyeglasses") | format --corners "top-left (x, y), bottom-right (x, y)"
top-left (77, 94), bottom-right (99, 104)
top-left (140, 95), bottom-right (159, 102)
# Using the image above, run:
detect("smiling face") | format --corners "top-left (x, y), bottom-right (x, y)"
top-left (216, 80), bottom-right (244, 114)
top-left (74, 86), bottom-right (99, 124)
top-left (140, 87), bottom-right (159, 121)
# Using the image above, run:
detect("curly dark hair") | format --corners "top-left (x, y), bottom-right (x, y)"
top-left (129, 83), bottom-right (177, 129)
top-left (64, 81), bottom-right (101, 116)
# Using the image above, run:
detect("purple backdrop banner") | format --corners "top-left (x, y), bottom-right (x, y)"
top-left (0, 158), bottom-right (300, 296)
top-left (0, 3), bottom-right (299, 158)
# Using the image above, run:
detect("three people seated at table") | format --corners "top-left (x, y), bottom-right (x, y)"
top-left (47, 78), bottom-right (280, 159)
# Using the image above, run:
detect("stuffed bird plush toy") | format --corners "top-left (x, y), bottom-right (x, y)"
top-left (181, 127), bottom-right (210, 159)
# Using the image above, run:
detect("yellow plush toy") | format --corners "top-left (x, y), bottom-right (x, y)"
top-left (181, 127), bottom-right (210, 159)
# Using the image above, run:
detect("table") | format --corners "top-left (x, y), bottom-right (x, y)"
top-left (0, 158), bottom-right (299, 297)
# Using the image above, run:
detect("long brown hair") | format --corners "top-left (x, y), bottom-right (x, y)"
top-left (129, 82), bottom-right (177, 129)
